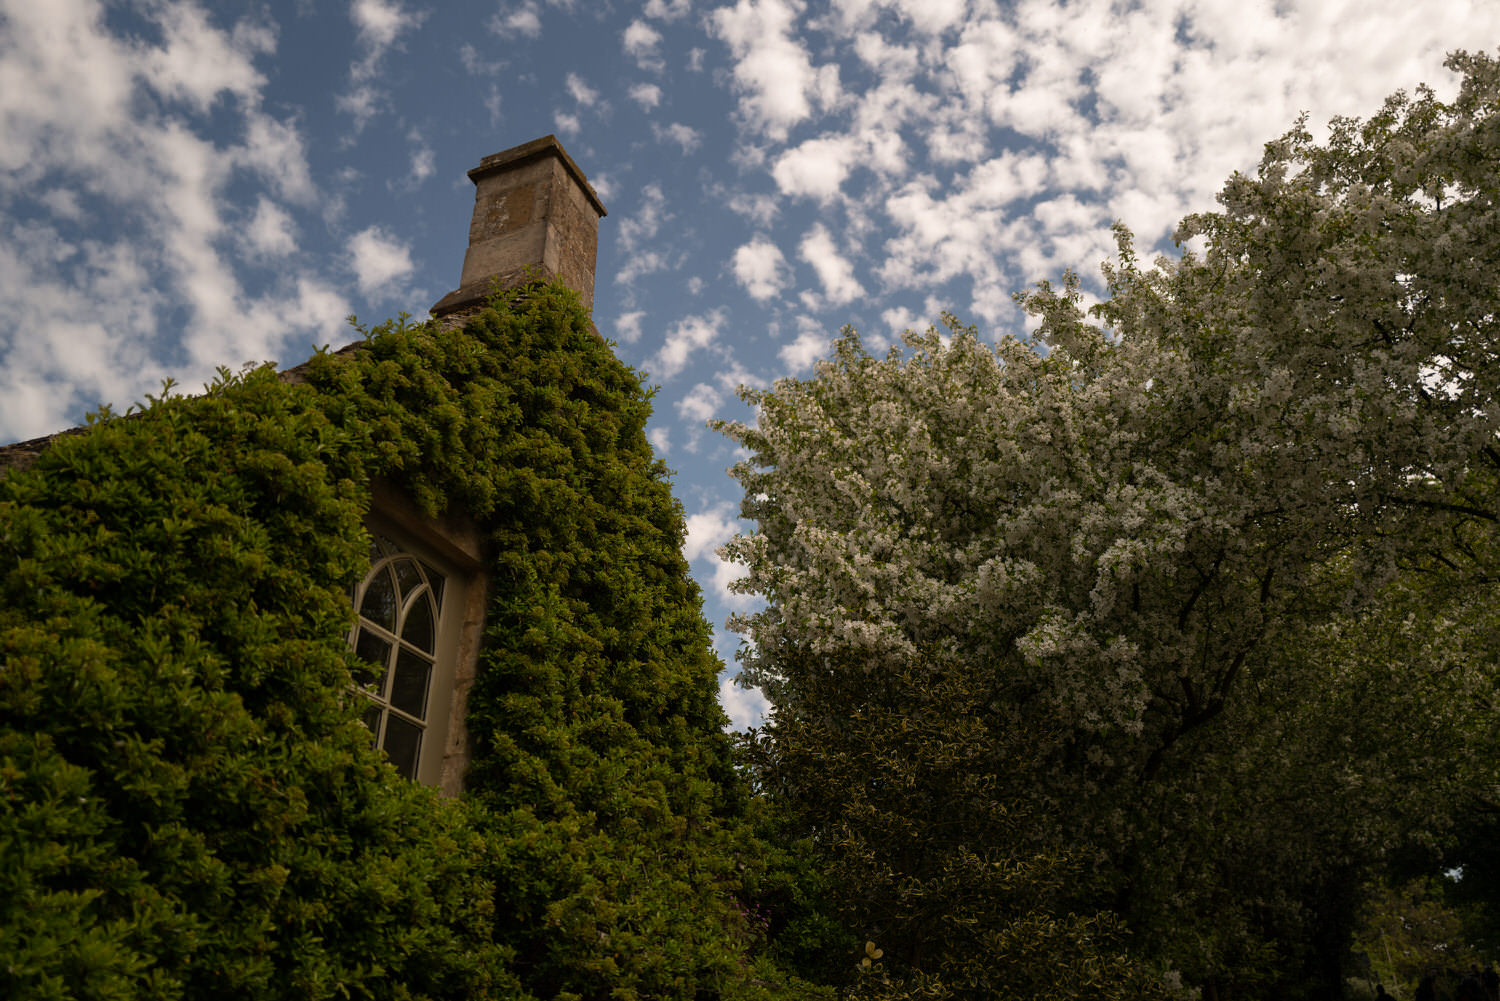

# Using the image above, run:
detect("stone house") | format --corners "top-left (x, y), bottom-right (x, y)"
top-left (1, 134), bottom-right (611, 797)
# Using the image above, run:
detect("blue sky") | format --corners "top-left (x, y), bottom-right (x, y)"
top-left (1, 0), bottom-right (1493, 727)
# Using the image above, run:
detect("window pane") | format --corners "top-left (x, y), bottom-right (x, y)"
top-left (392, 557), bottom-right (423, 601)
top-left (402, 591), bottom-right (436, 653)
top-left (359, 566), bottom-right (397, 632)
top-left (390, 648), bottom-right (432, 719)
top-left (420, 560), bottom-right (445, 607)
top-left (354, 628), bottom-right (392, 692)
top-left (361, 702), bottom-right (383, 742)
top-left (383, 716), bottom-right (422, 780)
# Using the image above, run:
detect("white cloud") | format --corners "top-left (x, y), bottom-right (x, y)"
top-left (966, 151), bottom-right (1049, 206)
top-left (779, 320), bottom-right (831, 371)
top-left (1032, 193), bottom-right (1103, 237)
top-left (565, 71), bottom-right (599, 107)
top-left (645, 0), bottom-right (693, 19)
top-left (709, 0), bottom-right (841, 139)
top-left (731, 235), bottom-right (789, 300)
top-left (623, 19), bottom-right (664, 70)
top-left (799, 224), bottom-right (865, 306)
top-left (589, 171), bottom-right (616, 202)
top-left (245, 198), bottom-right (297, 258)
top-left (617, 184), bottom-right (670, 255)
top-left (651, 310), bottom-right (725, 381)
top-left (731, 144), bottom-right (769, 170)
top-left (683, 502), bottom-right (759, 622)
top-left (771, 135), bottom-right (858, 202)
top-left (0, 223), bottom-right (168, 437)
top-left (407, 144), bottom-right (435, 186)
top-left (616, 249), bottom-right (668, 287)
top-left (347, 226), bottom-right (414, 296)
top-left (881, 305), bottom-right (922, 337)
top-left (458, 42), bottom-right (501, 76)
top-left (684, 502), bottom-right (740, 562)
top-left (724, 191), bottom-right (779, 227)
top-left (615, 309), bottom-right (646, 343)
top-left (629, 82), bottom-right (663, 109)
top-left (719, 674), bottom-right (769, 731)
top-left (0, 1), bottom-right (345, 439)
top-left (715, 357), bottom-right (765, 396)
top-left (825, 0), bottom-right (881, 30)
top-left (652, 122), bottom-right (702, 153)
top-left (741, 0), bottom-right (1478, 327)
top-left (350, 0), bottom-right (414, 70)
top-left (336, 85), bottom-right (382, 131)
top-left (711, 553), bottom-right (754, 611)
top-left (37, 189), bottom-right (83, 221)
top-left (925, 117), bottom-right (987, 163)
top-left (141, 2), bottom-right (271, 112)
top-left (342, 0), bottom-right (423, 129)
top-left (490, 1), bottom-right (542, 38)
top-left (889, 0), bottom-right (969, 35)
top-left (553, 110), bottom-right (581, 136)
top-left (241, 112), bottom-right (315, 204)
top-left (677, 381), bottom-right (724, 424)
top-left (648, 425), bottom-right (671, 453)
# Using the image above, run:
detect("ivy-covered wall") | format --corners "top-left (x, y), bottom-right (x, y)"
top-left (0, 282), bottom-right (823, 1001)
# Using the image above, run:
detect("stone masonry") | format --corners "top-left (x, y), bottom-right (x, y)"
top-left (431, 135), bottom-right (608, 324)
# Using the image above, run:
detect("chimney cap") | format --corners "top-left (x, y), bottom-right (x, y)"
top-left (469, 134), bottom-right (607, 218)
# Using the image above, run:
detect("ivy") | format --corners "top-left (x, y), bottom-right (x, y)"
top-left (1, 281), bottom-right (819, 1001)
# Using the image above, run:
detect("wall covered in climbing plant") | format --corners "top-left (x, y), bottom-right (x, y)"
top-left (0, 282), bottom-right (825, 1001)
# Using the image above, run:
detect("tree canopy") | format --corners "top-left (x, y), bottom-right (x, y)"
top-left (720, 50), bottom-right (1500, 999)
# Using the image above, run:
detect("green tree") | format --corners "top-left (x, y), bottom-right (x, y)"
top-left (1354, 876), bottom-right (1487, 997)
top-left (721, 323), bottom-right (1188, 999)
top-left (719, 50), bottom-right (1500, 998)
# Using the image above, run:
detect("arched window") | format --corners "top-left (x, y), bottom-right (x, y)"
top-left (349, 533), bottom-right (460, 782)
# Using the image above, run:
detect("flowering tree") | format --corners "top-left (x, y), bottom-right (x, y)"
top-left (719, 51), bottom-right (1500, 999)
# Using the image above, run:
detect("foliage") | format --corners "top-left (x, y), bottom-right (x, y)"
top-left (1354, 876), bottom-right (1488, 996)
top-left (1, 281), bottom-right (819, 1001)
top-left (0, 370), bottom-right (510, 1000)
top-left (1441, 804), bottom-right (1500, 959)
top-left (719, 323), bottom-right (1183, 999)
top-left (734, 639), bottom-right (1175, 1001)
top-left (719, 50), bottom-right (1500, 999)
top-left (305, 287), bottom-right (823, 1001)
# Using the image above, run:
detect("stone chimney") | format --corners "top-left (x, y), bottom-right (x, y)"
top-left (431, 135), bottom-right (607, 323)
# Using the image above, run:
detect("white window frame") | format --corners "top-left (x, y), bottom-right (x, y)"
top-left (349, 523), bottom-right (468, 787)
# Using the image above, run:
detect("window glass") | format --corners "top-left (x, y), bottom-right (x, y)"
top-left (401, 584), bottom-right (437, 652)
top-left (392, 557), bottom-right (423, 601)
top-left (354, 628), bottom-right (392, 689)
top-left (382, 716), bottom-right (422, 780)
top-left (390, 648), bottom-right (432, 719)
top-left (359, 567), bottom-right (397, 632)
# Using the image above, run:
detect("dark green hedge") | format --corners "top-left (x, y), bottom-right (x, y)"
top-left (0, 282), bottom-right (824, 1001)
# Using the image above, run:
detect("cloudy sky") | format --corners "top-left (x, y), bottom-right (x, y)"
top-left (1, 0), bottom-right (1492, 726)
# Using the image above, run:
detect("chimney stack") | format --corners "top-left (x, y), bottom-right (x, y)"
top-left (431, 135), bottom-right (607, 323)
